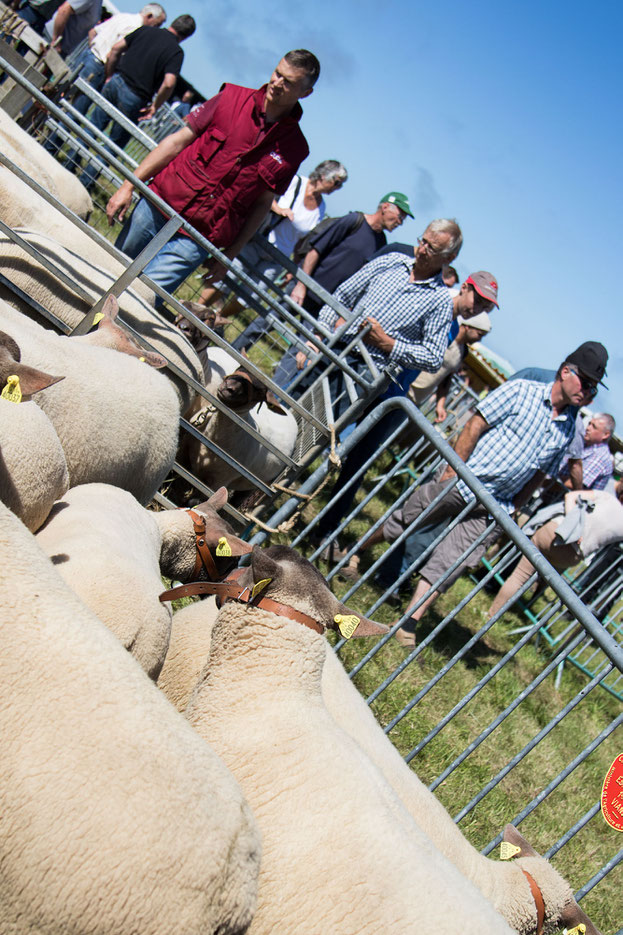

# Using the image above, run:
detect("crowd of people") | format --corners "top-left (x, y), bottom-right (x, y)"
top-left (16, 2), bottom-right (619, 641)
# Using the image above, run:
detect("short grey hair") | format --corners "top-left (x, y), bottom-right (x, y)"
top-left (424, 218), bottom-right (463, 258)
top-left (309, 160), bottom-right (348, 185)
top-left (595, 413), bottom-right (616, 436)
top-left (140, 3), bottom-right (166, 19)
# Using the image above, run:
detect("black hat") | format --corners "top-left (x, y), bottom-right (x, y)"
top-left (564, 341), bottom-right (608, 386)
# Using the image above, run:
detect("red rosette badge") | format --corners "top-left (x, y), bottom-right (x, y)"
top-left (601, 754), bottom-right (623, 831)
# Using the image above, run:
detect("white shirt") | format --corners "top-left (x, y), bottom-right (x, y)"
top-left (268, 175), bottom-right (326, 257)
top-left (90, 11), bottom-right (142, 63)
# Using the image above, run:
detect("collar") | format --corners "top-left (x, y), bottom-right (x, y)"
top-left (521, 869), bottom-right (545, 935)
top-left (410, 267), bottom-right (446, 288)
top-left (159, 570), bottom-right (324, 635)
top-left (255, 84), bottom-right (304, 126)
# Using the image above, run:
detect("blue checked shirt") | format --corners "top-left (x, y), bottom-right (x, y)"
top-left (457, 380), bottom-right (577, 512)
top-left (317, 253), bottom-right (453, 372)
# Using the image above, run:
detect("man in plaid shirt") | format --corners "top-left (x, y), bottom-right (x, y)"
top-left (364, 340), bottom-right (609, 647)
top-left (560, 413), bottom-right (615, 491)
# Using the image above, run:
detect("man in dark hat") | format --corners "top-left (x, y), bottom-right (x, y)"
top-left (361, 340), bottom-right (608, 647)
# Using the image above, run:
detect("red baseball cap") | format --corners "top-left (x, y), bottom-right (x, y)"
top-left (466, 271), bottom-right (499, 307)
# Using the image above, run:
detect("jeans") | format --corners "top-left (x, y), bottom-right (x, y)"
top-left (228, 242), bottom-right (282, 351)
top-left (115, 196), bottom-right (208, 300)
top-left (79, 74), bottom-right (144, 190)
top-left (44, 47), bottom-right (106, 166)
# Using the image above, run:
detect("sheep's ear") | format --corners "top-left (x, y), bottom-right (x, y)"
top-left (251, 545), bottom-right (280, 584)
top-left (221, 536), bottom-right (253, 557)
top-left (204, 487), bottom-right (228, 512)
top-left (1, 362), bottom-right (65, 396)
top-left (265, 390), bottom-right (287, 415)
top-left (138, 350), bottom-right (168, 369)
top-left (331, 603), bottom-right (389, 639)
top-left (559, 898), bottom-right (602, 935)
top-left (501, 824), bottom-right (539, 858)
top-left (100, 294), bottom-right (119, 322)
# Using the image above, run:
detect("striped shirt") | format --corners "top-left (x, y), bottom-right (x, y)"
top-left (457, 380), bottom-right (576, 512)
top-left (317, 253), bottom-right (453, 372)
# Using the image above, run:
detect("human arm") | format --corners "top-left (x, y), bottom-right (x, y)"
top-left (105, 124), bottom-right (197, 225)
top-left (563, 459), bottom-right (583, 490)
top-left (513, 471), bottom-right (547, 510)
top-left (440, 412), bottom-right (489, 481)
top-left (434, 374), bottom-right (453, 423)
top-left (290, 248), bottom-right (320, 306)
top-left (270, 197), bottom-right (294, 222)
top-left (140, 72), bottom-right (177, 120)
top-left (88, 26), bottom-right (97, 43)
top-left (51, 1), bottom-right (74, 45)
top-left (105, 37), bottom-right (126, 77)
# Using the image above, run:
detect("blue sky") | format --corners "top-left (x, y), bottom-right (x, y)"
top-left (154, 0), bottom-right (621, 422)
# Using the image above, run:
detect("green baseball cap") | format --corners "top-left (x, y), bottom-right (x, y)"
top-left (380, 191), bottom-right (414, 218)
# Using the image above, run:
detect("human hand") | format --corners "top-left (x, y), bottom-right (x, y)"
top-left (202, 256), bottom-right (228, 286)
top-left (138, 103), bottom-right (156, 121)
top-left (106, 184), bottom-right (133, 226)
top-left (290, 282), bottom-right (306, 307)
top-left (276, 206), bottom-right (294, 221)
top-left (434, 404), bottom-right (448, 423)
top-left (295, 350), bottom-right (311, 370)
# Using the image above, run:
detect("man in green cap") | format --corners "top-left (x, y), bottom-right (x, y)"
top-left (288, 191), bottom-right (413, 317)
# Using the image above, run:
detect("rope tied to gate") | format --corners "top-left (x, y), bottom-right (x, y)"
top-left (243, 424), bottom-right (342, 536)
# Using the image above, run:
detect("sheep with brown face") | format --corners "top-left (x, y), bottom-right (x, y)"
top-left (185, 362), bottom-right (297, 494)
top-left (36, 485), bottom-right (250, 680)
top-left (181, 545), bottom-right (516, 935)
top-left (0, 330), bottom-right (68, 531)
top-left (0, 297), bottom-right (180, 504)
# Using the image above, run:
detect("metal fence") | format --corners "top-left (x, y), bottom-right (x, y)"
top-left (0, 48), bottom-right (621, 932)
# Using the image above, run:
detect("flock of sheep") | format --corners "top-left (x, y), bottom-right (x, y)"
top-left (0, 109), bottom-right (602, 933)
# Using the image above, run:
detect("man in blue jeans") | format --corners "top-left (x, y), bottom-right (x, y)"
top-left (78, 13), bottom-right (194, 190)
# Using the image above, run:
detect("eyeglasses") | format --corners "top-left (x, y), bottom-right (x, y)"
top-left (417, 236), bottom-right (446, 257)
top-left (567, 365), bottom-right (598, 398)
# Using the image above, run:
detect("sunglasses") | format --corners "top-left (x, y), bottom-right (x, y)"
top-left (568, 366), bottom-right (598, 398)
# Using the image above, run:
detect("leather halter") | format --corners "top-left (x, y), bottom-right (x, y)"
top-left (521, 869), bottom-right (545, 935)
top-left (159, 568), bottom-right (325, 635)
top-left (187, 508), bottom-right (221, 580)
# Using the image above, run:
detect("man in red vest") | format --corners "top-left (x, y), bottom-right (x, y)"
top-left (106, 49), bottom-right (319, 300)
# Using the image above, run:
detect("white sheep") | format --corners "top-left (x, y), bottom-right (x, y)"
top-left (0, 499), bottom-right (260, 935)
top-left (158, 596), bottom-right (219, 709)
top-left (0, 228), bottom-right (203, 411)
top-left (0, 108), bottom-right (92, 218)
top-left (0, 332), bottom-right (68, 531)
top-left (186, 355), bottom-right (297, 494)
top-left (0, 297), bottom-right (180, 503)
top-left (183, 545), bottom-right (515, 935)
top-left (321, 647), bottom-right (601, 935)
top-left (36, 483), bottom-right (251, 679)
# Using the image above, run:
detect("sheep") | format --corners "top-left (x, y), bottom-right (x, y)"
top-left (0, 108), bottom-right (92, 219)
top-left (185, 360), bottom-right (297, 494)
top-left (320, 647), bottom-right (601, 935)
top-left (158, 596), bottom-right (219, 709)
top-left (182, 544), bottom-right (515, 935)
top-left (0, 499), bottom-right (260, 935)
top-left (36, 483), bottom-right (252, 679)
top-left (0, 228), bottom-right (203, 411)
top-left (0, 297), bottom-right (180, 503)
top-left (0, 332), bottom-right (68, 530)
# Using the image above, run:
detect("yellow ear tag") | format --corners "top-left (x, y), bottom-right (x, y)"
top-left (499, 842), bottom-right (522, 861)
top-left (215, 537), bottom-right (232, 557)
top-left (334, 613), bottom-right (360, 640)
top-left (139, 356), bottom-right (146, 362)
top-left (251, 578), bottom-right (272, 599)
top-left (92, 312), bottom-right (105, 326)
top-left (563, 926), bottom-right (586, 935)
top-left (1, 375), bottom-right (22, 404)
